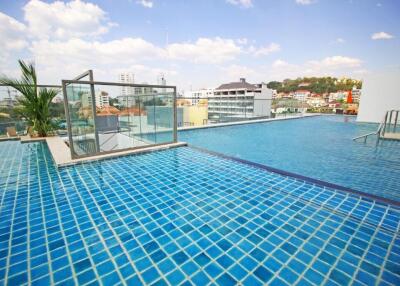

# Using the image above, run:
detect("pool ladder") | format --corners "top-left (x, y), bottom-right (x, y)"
top-left (353, 109), bottom-right (400, 143)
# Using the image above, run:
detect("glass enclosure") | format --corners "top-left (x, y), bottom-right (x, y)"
top-left (64, 83), bottom-right (98, 156)
top-left (63, 80), bottom-right (176, 158)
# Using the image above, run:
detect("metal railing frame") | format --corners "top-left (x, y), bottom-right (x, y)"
top-left (353, 109), bottom-right (400, 143)
top-left (62, 74), bottom-right (177, 159)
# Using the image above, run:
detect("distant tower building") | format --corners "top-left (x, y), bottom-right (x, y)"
top-left (118, 72), bottom-right (135, 96)
top-left (81, 90), bottom-right (109, 108)
top-left (157, 73), bottom-right (167, 96)
top-left (96, 91), bottom-right (110, 108)
top-left (157, 73), bottom-right (166, 86)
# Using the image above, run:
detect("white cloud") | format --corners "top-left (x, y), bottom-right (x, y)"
top-left (371, 31), bottom-right (394, 40)
top-left (26, 37), bottom-right (168, 84)
top-left (23, 0), bottom-right (116, 39)
top-left (167, 37), bottom-right (242, 64)
top-left (137, 0), bottom-right (153, 8)
top-left (308, 56), bottom-right (362, 69)
top-left (219, 64), bottom-right (256, 80)
top-left (336, 38), bottom-right (345, 44)
top-left (0, 0), bottom-right (367, 91)
top-left (272, 59), bottom-right (292, 68)
top-left (27, 36), bottom-right (245, 86)
top-left (112, 65), bottom-right (177, 83)
top-left (236, 38), bottom-right (248, 45)
top-left (30, 38), bottom-right (166, 66)
top-left (226, 0), bottom-right (253, 8)
top-left (269, 56), bottom-right (363, 80)
top-left (251, 43), bottom-right (281, 56)
top-left (295, 0), bottom-right (317, 5)
top-left (0, 12), bottom-right (27, 51)
top-left (353, 69), bottom-right (369, 75)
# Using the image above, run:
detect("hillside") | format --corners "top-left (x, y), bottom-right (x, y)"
top-left (267, 77), bottom-right (362, 94)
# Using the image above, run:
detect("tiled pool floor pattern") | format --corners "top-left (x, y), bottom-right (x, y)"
top-left (179, 115), bottom-right (400, 202)
top-left (0, 141), bottom-right (399, 286)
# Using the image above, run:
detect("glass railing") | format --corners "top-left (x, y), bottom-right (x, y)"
top-left (0, 121), bottom-right (27, 137)
top-left (175, 97), bottom-right (307, 128)
top-left (0, 85), bottom-right (67, 138)
top-left (63, 80), bottom-right (176, 158)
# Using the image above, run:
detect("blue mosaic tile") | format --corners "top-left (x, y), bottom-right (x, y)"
top-left (0, 141), bottom-right (399, 286)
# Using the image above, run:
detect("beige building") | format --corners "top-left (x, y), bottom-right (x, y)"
top-left (177, 98), bottom-right (208, 127)
top-left (181, 105), bottom-right (208, 126)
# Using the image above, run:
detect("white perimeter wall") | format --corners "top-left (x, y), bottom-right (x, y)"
top-left (357, 70), bottom-right (400, 123)
top-left (254, 88), bottom-right (273, 117)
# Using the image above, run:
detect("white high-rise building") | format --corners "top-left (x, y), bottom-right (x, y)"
top-left (186, 89), bottom-right (214, 105)
top-left (96, 91), bottom-right (110, 108)
top-left (208, 78), bottom-right (272, 121)
top-left (118, 73), bottom-right (135, 96)
top-left (81, 90), bottom-right (109, 108)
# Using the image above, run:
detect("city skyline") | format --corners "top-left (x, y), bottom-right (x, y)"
top-left (0, 0), bottom-right (399, 91)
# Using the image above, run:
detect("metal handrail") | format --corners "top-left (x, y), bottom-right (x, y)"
top-left (353, 109), bottom-right (400, 142)
top-left (382, 109), bottom-right (399, 136)
top-left (352, 122), bottom-right (383, 142)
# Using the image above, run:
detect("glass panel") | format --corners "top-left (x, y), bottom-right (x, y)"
top-left (93, 84), bottom-right (175, 150)
top-left (64, 82), bottom-right (176, 158)
top-left (153, 87), bottom-right (174, 144)
top-left (0, 85), bottom-right (65, 137)
top-left (65, 83), bottom-right (97, 157)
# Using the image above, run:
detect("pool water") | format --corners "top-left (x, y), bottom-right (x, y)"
top-left (179, 115), bottom-right (400, 202)
top-left (0, 141), bottom-right (399, 285)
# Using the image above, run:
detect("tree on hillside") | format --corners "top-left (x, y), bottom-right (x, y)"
top-left (267, 81), bottom-right (282, 90)
top-left (268, 76), bottom-right (362, 94)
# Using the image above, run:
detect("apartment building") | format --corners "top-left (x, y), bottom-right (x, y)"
top-left (82, 90), bottom-right (110, 108)
top-left (208, 78), bottom-right (272, 122)
top-left (186, 88), bottom-right (214, 105)
top-left (292, 90), bottom-right (311, 101)
top-left (118, 72), bottom-right (135, 97)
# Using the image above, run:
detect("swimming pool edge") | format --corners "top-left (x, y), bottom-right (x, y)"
top-left (178, 113), bottom-right (321, 131)
top-left (188, 145), bottom-right (400, 208)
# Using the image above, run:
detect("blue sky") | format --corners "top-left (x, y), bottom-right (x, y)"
top-left (0, 0), bottom-right (399, 91)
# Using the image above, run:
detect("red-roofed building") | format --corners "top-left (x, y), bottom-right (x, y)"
top-left (293, 90), bottom-right (311, 101)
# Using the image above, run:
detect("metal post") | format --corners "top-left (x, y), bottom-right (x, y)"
top-left (153, 94), bottom-right (157, 143)
top-left (388, 110), bottom-right (393, 133)
top-left (62, 81), bottom-right (76, 158)
top-left (173, 86), bottom-right (177, 143)
top-left (382, 111), bottom-right (388, 136)
top-left (138, 95), bottom-right (143, 141)
top-left (394, 111), bottom-right (399, 132)
top-left (88, 70), bottom-right (100, 153)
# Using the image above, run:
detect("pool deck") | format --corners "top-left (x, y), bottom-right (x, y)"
top-left (381, 132), bottom-right (400, 141)
top-left (45, 136), bottom-right (187, 167)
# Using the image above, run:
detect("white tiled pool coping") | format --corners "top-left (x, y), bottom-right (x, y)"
top-left (178, 113), bottom-right (321, 131)
top-left (45, 136), bottom-right (187, 167)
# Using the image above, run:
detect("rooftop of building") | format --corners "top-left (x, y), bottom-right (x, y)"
top-left (216, 78), bottom-right (258, 90)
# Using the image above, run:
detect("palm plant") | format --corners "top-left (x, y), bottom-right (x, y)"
top-left (0, 60), bottom-right (59, 137)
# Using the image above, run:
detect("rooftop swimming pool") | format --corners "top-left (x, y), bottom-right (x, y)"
top-left (0, 140), bottom-right (399, 285)
top-left (180, 115), bottom-right (400, 202)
